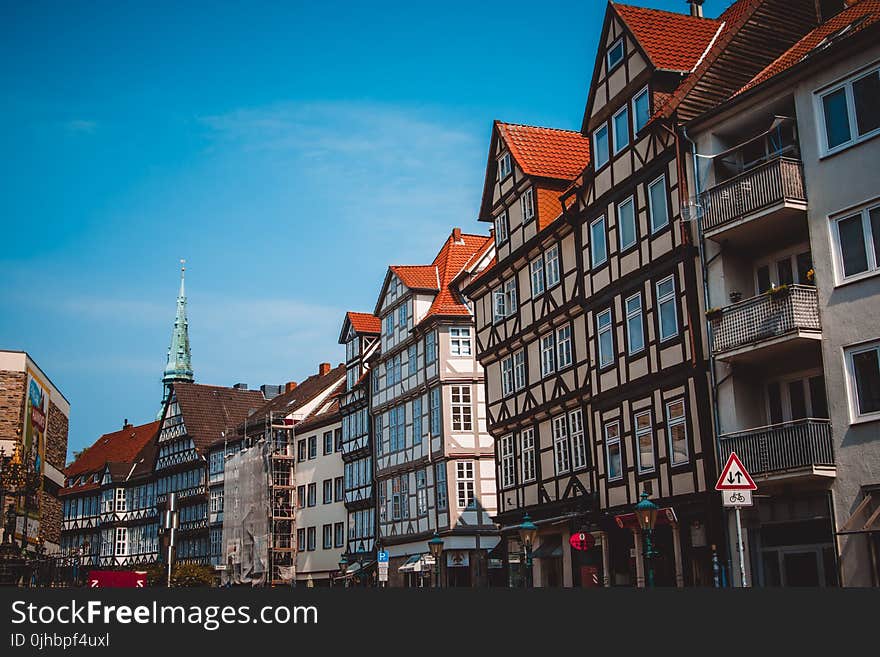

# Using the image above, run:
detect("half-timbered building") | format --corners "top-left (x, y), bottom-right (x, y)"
top-left (463, 123), bottom-right (594, 587)
top-left (338, 312), bottom-right (382, 583)
top-left (371, 228), bottom-right (499, 587)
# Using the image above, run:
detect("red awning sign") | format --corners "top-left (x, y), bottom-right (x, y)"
top-left (569, 532), bottom-right (595, 551)
top-left (87, 570), bottom-right (147, 588)
top-left (715, 452), bottom-right (757, 491)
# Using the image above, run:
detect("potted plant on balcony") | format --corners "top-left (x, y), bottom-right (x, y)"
top-left (705, 307), bottom-right (724, 322)
top-left (806, 268), bottom-right (816, 285)
top-left (765, 283), bottom-right (790, 300)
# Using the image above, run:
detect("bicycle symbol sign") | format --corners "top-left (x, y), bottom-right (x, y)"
top-left (723, 489), bottom-right (753, 507)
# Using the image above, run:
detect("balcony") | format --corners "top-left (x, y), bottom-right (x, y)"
top-left (718, 419), bottom-right (835, 481)
top-left (709, 285), bottom-right (821, 364)
top-left (702, 157), bottom-right (807, 248)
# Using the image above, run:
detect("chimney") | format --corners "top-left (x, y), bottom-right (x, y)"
top-left (319, 362), bottom-right (331, 376)
top-left (233, 383), bottom-right (248, 390)
top-left (260, 384), bottom-right (283, 400)
top-left (687, 0), bottom-right (704, 17)
top-left (285, 381), bottom-right (298, 393)
top-left (123, 419), bottom-right (131, 429)
top-left (452, 227), bottom-right (463, 243)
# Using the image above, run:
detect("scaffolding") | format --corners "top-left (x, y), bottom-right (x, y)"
top-left (221, 412), bottom-right (297, 586)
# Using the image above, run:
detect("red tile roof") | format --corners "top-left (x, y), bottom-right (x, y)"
top-left (346, 311), bottom-right (381, 335)
top-left (65, 421), bottom-right (159, 478)
top-left (389, 265), bottom-right (439, 291)
top-left (496, 122), bottom-right (591, 180)
top-left (424, 231), bottom-right (494, 321)
top-left (172, 383), bottom-right (266, 452)
top-left (613, 3), bottom-right (723, 72)
top-left (737, 1), bottom-right (880, 95)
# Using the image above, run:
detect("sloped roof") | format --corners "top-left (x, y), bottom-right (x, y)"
top-left (172, 382), bottom-right (265, 452)
top-left (238, 363), bottom-right (346, 436)
top-left (346, 311), bottom-right (381, 335)
top-left (65, 421), bottom-right (159, 478)
top-left (613, 3), bottom-right (723, 72)
top-left (389, 265), bottom-right (439, 291)
top-left (496, 122), bottom-right (591, 180)
top-left (423, 231), bottom-right (494, 321)
top-left (290, 379), bottom-right (345, 433)
top-left (737, 0), bottom-right (880, 95)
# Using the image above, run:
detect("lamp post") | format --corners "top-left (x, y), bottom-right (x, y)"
top-left (338, 554), bottom-right (348, 588)
top-left (427, 532), bottom-right (444, 589)
top-left (517, 514), bottom-right (538, 588)
top-left (634, 492), bottom-right (659, 588)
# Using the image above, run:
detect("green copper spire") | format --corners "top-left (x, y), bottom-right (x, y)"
top-left (163, 259), bottom-right (194, 393)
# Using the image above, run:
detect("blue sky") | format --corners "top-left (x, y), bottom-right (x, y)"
top-left (0, 0), bottom-right (718, 458)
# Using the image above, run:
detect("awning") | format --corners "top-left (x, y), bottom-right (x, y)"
top-left (531, 535), bottom-right (563, 560)
top-left (333, 560), bottom-right (376, 581)
top-left (837, 492), bottom-right (880, 535)
top-left (398, 554), bottom-right (435, 573)
top-left (614, 507), bottom-right (678, 531)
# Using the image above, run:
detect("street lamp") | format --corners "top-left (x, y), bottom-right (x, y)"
top-left (634, 492), bottom-right (659, 588)
top-left (427, 532), bottom-right (444, 589)
top-left (337, 554), bottom-right (348, 588)
top-left (517, 514), bottom-right (538, 588)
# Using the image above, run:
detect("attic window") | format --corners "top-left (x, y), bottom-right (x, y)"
top-left (607, 38), bottom-right (625, 71)
top-left (498, 152), bottom-right (512, 180)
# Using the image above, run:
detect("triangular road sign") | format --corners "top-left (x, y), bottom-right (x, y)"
top-left (715, 452), bottom-right (757, 491)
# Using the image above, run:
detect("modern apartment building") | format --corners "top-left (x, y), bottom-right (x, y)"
top-left (371, 228), bottom-right (499, 587)
top-left (685, 0), bottom-right (880, 587)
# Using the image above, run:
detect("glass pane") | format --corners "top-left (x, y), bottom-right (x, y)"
top-left (871, 208), bottom-right (880, 269)
top-left (591, 219), bottom-right (607, 266)
top-left (628, 315), bottom-right (644, 353)
top-left (608, 443), bottom-right (621, 478)
top-left (600, 330), bottom-right (614, 366)
top-left (776, 258), bottom-right (793, 286)
top-left (823, 87), bottom-right (851, 148)
top-left (853, 71), bottom-right (880, 136)
top-left (595, 127), bottom-right (609, 168)
top-left (797, 251), bottom-right (813, 284)
top-left (634, 90), bottom-right (650, 133)
top-left (649, 178), bottom-right (668, 231)
top-left (618, 199), bottom-right (636, 249)
top-left (837, 214), bottom-right (868, 277)
top-left (660, 300), bottom-right (677, 340)
top-left (852, 348), bottom-right (880, 414)
top-left (809, 376), bottom-right (829, 419)
top-left (767, 382), bottom-right (783, 424)
top-left (788, 381), bottom-right (807, 420)
top-left (639, 434), bottom-right (654, 470)
top-left (614, 108), bottom-right (630, 152)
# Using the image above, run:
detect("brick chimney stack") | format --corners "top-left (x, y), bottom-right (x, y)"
top-left (687, 0), bottom-right (704, 17)
top-left (285, 381), bottom-right (298, 393)
top-left (452, 227), bottom-right (463, 243)
top-left (319, 362), bottom-right (331, 376)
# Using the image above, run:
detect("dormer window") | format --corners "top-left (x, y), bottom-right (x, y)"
top-left (522, 187), bottom-right (535, 223)
top-left (498, 152), bottom-right (512, 180)
top-left (607, 38), bottom-right (624, 71)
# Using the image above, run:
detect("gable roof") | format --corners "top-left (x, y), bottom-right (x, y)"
top-left (496, 122), bottom-right (591, 180)
top-left (289, 379), bottom-right (345, 434)
top-left (736, 0), bottom-right (880, 96)
top-left (424, 231), bottom-right (494, 321)
top-left (237, 363), bottom-right (346, 436)
top-left (171, 382), bottom-right (265, 452)
top-left (388, 265), bottom-right (440, 292)
top-left (346, 311), bottom-right (381, 335)
top-left (612, 3), bottom-right (724, 72)
top-left (65, 420), bottom-right (159, 478)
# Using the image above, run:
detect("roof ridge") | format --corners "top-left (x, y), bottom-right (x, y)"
top-left (612, 2), bottom-right (721, 23)
top-left (497, 120), bottom-right (583, 134)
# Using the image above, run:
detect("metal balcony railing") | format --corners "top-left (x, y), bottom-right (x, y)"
top-left (718, 418), bottom-right (834, 477)
top-left (710, 284), bottom-right (820, 355)
top-left (702, 157), bottom-right (806, 232)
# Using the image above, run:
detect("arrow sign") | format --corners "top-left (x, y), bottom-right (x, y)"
top-left (715, 452), bottom-right (757, 491)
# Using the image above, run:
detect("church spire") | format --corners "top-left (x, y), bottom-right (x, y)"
top-left (162, 259), bottom-right (194, 401)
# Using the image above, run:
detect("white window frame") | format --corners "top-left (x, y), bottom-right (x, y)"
top-left (531, 255), bottom-right (546, 296)
top-left (607, 37), bottom-right (624, 71)
top-left (590, 216), bottom-right (608, 267)
top-left (656, 275), bottom-right (679, 342)
top-left (494, 210), bottom-right (509, 244)
top-left (593, 124), bottom-right (610, 170)
top-left (500, 435), bottom-right (515, 489)
top-left (522, 187), bottom-right (535, 223)
top-left (552, 415), bottom-right (570, 475)
top-left (493, 286), bottom-right (507, 323)
top-left (815, 65), bottom-right (880, 157)
top-left (632, 85), bottom-right (650, 134)
top-left (451, 385), bottom-right (473, 431)
top-left (617, 195), bottom-right (636, 251)
top-left (625, 292), bottom-right (645, 355)
top-left (115, 488), bottom-right (126, 513)
top-left (545, 244), bottom-right (561, 288)
top-left (569, 409), bottom-right (587, 471)
top-left (456, 461), bottom-right (476, 509)
top-left (504, 278), bottom-right (517, 317)
top-left (831, 203), bottom-right (880, 284)
top-left (844, 340), bottom-right (880, 422)
top-left (498, 152), bottom-right (513, 180)
top-left (114, 527), bottom-right (127, 557)
top-left (520, 428), bottom-right (536, 483)
top-left (605, 421), bottom-right (622, 481)
top-left (501, 356), bottom-right (514, 397)
top-left (513, 349), bottom-right (527, 391)
top-left (648, 174), bottom-right (669, 233)
top-left (666, 399), bottom-right (689, 466)
top-left (450, 327), bottom-right (472, 356)
top-left (597, 308), bottom-right (614, 368)
top-left (612, 105), bottom-right (630, 154)
top-left (556, 324), bottom-right (573, 370)
top-left (540, 333), bottom-right (556, 378)
top-left (634, 410), bottom-right (654, 473)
